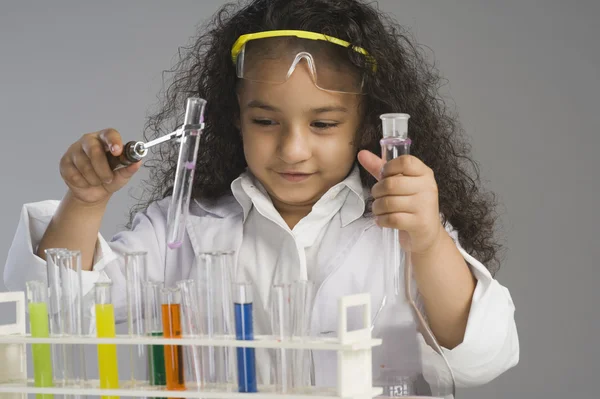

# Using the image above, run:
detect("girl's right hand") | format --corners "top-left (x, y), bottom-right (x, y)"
top-left (59, 128), bottom-right (142, 205)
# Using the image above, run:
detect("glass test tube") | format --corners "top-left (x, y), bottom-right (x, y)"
top-left (166, 97), bottom-right (207, 249)
top-left (270, 284), bottom-right (292, 393)
top-left (291, 280), bottom-right (315, 390)
top-left (57, 250), bottom-right (87, 392)
top-left (223, 252), bottom-right (238, 388)
top-left (95, 282), bottom-right (119, 399)
top-left (161, 287), bottom-right (185, 391)
top-left (233, 283), bottom-right (257, 393)
top-left (380, 114), bottom-right (411, 303)
top-left (123, 251), bottom-right (148, 387)
top-left (26, 280), bottom-right (54, 399)
top-left (195, 252), bottom-right (236, 387)
top-left (144, 282), bottom-right (166, 397)
top-left (178, 279), bottom-right (203, 389)
top-left (44, 248), bottom-right (66, 388)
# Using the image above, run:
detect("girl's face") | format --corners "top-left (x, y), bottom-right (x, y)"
top-left (237, 62), bottom-right (362, 211)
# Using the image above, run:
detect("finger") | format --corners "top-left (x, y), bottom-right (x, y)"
top-left (71, 150), bottom-right (102, 186)
top-left (98, 161), bottom-right (141, 193)
top-left (81, 136), bottom-right (115, 184)
top-left (371, 175), bottom-right (423, 199)
top-left (115, 160), bottom-right (142, 180)
top-left (375, 212), bottom-right (416, 230)
top-left (98, 128), bottom-right (123, 156)
top-left (381, 155), bottom-right (431, 178)
top-left (372, 195), bottom-right (417, 216)
top-left (398, 230), bottom-right (412, 250)
top-left (357, 150), bottom-right (386, 181)
top-left (60, 157), bottom-right (90, 189)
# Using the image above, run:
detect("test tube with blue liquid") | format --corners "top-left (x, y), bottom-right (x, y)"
top-left (233, 282), bottom-right (257, 393)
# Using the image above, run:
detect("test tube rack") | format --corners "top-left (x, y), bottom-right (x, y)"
top-left (0, 291), bottom-right (382, 399)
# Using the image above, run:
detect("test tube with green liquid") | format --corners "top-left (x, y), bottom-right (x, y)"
top-left (144, 281), bottom-right (166, 396)
top-left (26, 280), bottom-right (54, 399)
top-left (95, 282), bottom-right (119, 399)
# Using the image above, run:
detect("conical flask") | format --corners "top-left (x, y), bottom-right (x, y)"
top-left (371, 113), bottom-right (456, 398)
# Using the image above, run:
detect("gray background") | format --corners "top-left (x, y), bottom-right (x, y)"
top-left (1, 1), bottom-right (598, 398)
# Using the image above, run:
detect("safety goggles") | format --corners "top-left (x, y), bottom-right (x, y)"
top-left (231, 30), bottom-right (376, 95)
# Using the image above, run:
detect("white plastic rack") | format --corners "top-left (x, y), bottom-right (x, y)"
top-left (0, 291), bottom-right (382, 399)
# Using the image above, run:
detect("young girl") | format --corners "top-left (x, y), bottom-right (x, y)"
top-left (4, 0), bottom-right (518, 391)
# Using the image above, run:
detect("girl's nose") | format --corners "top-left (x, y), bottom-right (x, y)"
top-left (277, 125), bottom-right (312, 164)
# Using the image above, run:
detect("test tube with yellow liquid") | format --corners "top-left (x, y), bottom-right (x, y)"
top-left (95, 282), bottom-right (119, 399)
top-left (26, 280), bottom-right (54, 399)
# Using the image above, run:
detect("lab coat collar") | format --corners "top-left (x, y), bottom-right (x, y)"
top-left (340, 165), bottom-right (369, 227)
top-left (192, 164), bottom-right (368, 226)
top-left (230, 164), bottom-right (367, 227)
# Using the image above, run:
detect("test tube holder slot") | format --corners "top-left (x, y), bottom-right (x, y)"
top-left (0, 291), bottom-right (382, 399)
top-left (0, 292), bottom-right (26, 399)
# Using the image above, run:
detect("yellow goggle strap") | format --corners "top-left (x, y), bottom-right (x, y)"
top-left (231, 30), bottom-right (376, 72)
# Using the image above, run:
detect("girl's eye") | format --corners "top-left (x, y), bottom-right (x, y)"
top-left (312, 121), bottom-right (339, 130)
top-left (252, 118), bottom-right (277, 126)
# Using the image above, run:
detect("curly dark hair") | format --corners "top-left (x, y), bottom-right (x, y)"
top-left (131, 0), bottom-right (503, 275)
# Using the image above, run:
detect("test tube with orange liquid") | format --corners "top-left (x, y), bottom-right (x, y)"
top-left (161, 287), bottom-right (185, 391)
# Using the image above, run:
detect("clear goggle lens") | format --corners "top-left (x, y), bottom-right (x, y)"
top-left (236, 36), bottom-right (367, 94)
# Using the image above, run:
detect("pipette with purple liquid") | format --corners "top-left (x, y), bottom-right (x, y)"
top-left (166, 98), bottom-right (207, 250)
top-left (105, 97), bottom-right (207, 250)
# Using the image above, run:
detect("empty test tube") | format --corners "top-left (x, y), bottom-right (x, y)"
top-left (44, 248), bottom-right (66, 388)
top-left (270, 284), bottom-right (292, 393)
top-left (26, 280), bottom-right (54, 399)
top-left (144, 282), bottom-right (166, 397)
top-left (57, 250), bottom-right (87, 392)
top-left (291, 280), bottom-right (315, 390)
top-left (161, 287), bottom-right (185, 391)
top-left (178, 279), bottom-right (204, 389)
top-left (95, 282), bottom-right (119, 399)
top-left (233, 282), bottom-right (257, 393)
top-left (123, 251), bottom-right (148, 387)
top-left (195, 252), bottom-right (236, 387)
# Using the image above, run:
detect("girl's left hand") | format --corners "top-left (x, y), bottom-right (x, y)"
top-left (357, 150), bottom-right (443, 254)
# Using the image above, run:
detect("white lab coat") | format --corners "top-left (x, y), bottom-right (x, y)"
top-left (3, 192), bottom-right (519, 389)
